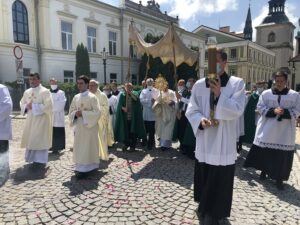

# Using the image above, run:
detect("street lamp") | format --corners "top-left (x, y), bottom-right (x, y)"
top-left (101, 47), bottom-right (108, 84)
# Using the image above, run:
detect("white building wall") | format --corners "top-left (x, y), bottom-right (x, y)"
top-left (0, 0), bottom-right (205, 85)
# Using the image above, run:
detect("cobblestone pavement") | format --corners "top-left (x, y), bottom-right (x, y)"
top-left (0, 117), bottom-right (300, 225)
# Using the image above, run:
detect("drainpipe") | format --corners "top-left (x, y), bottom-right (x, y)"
top-left (120, 8), bottom-right (124, 83)
top-left (34, 0), bottom-right (42, 76)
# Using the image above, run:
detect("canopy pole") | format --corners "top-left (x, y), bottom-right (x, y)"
top-left (171, 25), bottom-right (177, 89)
top-left (144, 53), bottom-right (150, 81)
top-left (127, 42), bottom-right (132, 83)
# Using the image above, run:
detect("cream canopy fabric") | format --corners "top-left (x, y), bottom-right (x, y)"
top-left (128, 23), bottom-right (199, 67)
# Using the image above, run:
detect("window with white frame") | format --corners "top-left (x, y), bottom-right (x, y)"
top-left (87, 27), bottom-right (96, 53)
top-left (230, 48), bottom-right (237, 59)
top-left (229, 67), bottom-right (236, 76)
top-left (90, 72), bottom-right (97, 79)
top-left (64, 70), bottom-right (74, 83)
top-left (131, 74), bottom-right (137, 85)
top-left (130, 44), bottom-right (137, 58)
top-left (110, 73), bottom-right (117, 83)
top-left (12, 0), bottom-right (29, 44)
top-left (23, 68), bottom-right (31, 89)
top-left (109, 31), bottom-right (117, 56)
top-left (61, 21), bottom-right (72, 50)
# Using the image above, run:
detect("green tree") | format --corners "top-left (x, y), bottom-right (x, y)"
top-left (75, 43), bottom-right (90, 78)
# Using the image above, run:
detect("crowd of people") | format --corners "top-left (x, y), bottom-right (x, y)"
top-left (1, 49), bottom-right (300, 225)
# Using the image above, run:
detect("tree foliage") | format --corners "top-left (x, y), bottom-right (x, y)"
top-left (75, 43), bottom-right (90, 78)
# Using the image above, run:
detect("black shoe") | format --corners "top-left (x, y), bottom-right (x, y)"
top-left (122, 145), bottom-right (129, 151)
top-left (52, 149), bottom-right (59, 154)
top-left (260, 171), bottom-right (267, 180)
top-left (141, 140), bottom-right (147, 147)
top-left (75, 171), bottom-right (87, 179)
top-left (195, 207), bottom-right (205, 220)
top-left (161, 147), bottom-right (168, 151)
top-left (128, 147), bottom-right (136, 152)
top-left (147, 145), bottom-right (153, 150)
top-left (276, 180), bottom-right (284, 190)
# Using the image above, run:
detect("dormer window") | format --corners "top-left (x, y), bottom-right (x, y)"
top-left (268, 32), bottom-right (275, 42)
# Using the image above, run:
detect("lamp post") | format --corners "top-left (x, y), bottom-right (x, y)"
top-left (101, 47), bottom-right (108, 84)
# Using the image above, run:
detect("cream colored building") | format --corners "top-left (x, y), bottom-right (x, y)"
top-left (193, 25), bottom-right (276, 90)
top-left (256, 0), bottom-right (295, 76)
top-left (0, 0), bottom-right (205, 87)
top-left (289, 19), bottom-right (300, 91)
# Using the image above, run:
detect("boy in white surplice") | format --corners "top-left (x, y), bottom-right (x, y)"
top-left (186, 50), bottom-right (245, 224)
top-left (244, 71), bottom-right (300, 190)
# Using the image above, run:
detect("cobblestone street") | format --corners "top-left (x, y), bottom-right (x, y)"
top-left (0, 117), bottom-right (300, 225)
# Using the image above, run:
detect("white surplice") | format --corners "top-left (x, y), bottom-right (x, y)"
top-left (51, 89), bottom-right (66, 127)
top-left (254, 89), bottom-right (300, 151)
top-left (69, 91), bottom-right (101, 172)
top-left (186, 76), bottom-right (245, 166)
top-left (107, 94), bottom-right (118, 146)
top-left (0, 84), bottom-right (12, 141)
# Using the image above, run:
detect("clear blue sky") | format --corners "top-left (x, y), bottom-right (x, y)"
top-left (100, 0), bottom-right (300, 41)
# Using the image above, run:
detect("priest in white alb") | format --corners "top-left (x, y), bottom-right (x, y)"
top-left (153, 78), bottom-right (177, 151)
top-left (20, 73), bottom-right (53, 168)
top-left (69, 75), bottom-right (101, 179)
top-left (89, 79), bottom-right (109, 161)
top-left (0, 83), bottom-right (12, 186)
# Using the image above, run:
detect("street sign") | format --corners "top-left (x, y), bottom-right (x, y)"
top-left (15, 59), bottom-right (23, 73)
top-left (13, 45), bottom-right (23, 59)
top-left (17, 77), bottom-right (24, 84)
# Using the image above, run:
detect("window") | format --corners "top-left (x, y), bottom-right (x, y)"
top-left (23, 68), bottom-right (31, 89)
top-left (229, 67), bottom-right (236, 76)
top-left (109, 73), bottom-right (117, 83)
top-left (61, 21), bottom-right (72, 50)
top-left (64, 70), bottom-right (74, 83)
top-left (87, 27), bottom-right (96, 53)
top-left (131, 74), bottom-right (137, 85)
top-left (109, 31), bottom-right (117, 55)
top-left (205, 51), bottom-right (208, 60)
top-left (12, 0), bottom-right (29, 44)
top-left (268, 32), bottom-right (275, 42)
top-left (130, 44), bottom-right (137, 58)
top-left (90, 72), bottom-right (97, 79)
top-left (230, 49), bottom-right (237, 59)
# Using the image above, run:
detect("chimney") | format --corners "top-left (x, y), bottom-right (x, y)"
top-left (219, 26), bottom-right (230, 33)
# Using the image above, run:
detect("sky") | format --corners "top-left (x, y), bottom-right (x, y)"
top-left (100, 0), bottom-right (300, 41)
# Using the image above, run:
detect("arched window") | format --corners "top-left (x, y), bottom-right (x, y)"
top-left (12, 0), bottom-right (29, 44)
top-left (268, 32), bottom-right (275, 42)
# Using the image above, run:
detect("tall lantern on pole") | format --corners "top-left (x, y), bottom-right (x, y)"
top-left (207, 36), bottom-right (219, 126)
top-left (101, 48), bottom-right (108, 84)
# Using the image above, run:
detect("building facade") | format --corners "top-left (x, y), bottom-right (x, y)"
top-left (255, 0), bottom-right (295, 74)
top-left (193, 25), bottom-right (276, 90)
top-left (0, 0), bottom-right (205, 87)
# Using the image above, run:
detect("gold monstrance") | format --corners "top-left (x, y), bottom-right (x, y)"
top-left (207, 37), bottom-right (219, 126)
top-left (154, 75), bottom-right (168, 104)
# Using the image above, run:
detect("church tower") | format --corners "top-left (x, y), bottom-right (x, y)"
top-left (256, 0), bottom-right (295, 72)
top-left (243, 4), bottom-right (253, 41)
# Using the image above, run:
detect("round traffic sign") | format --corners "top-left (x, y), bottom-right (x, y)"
top-left (13, 45), bottom-right (23, 59)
